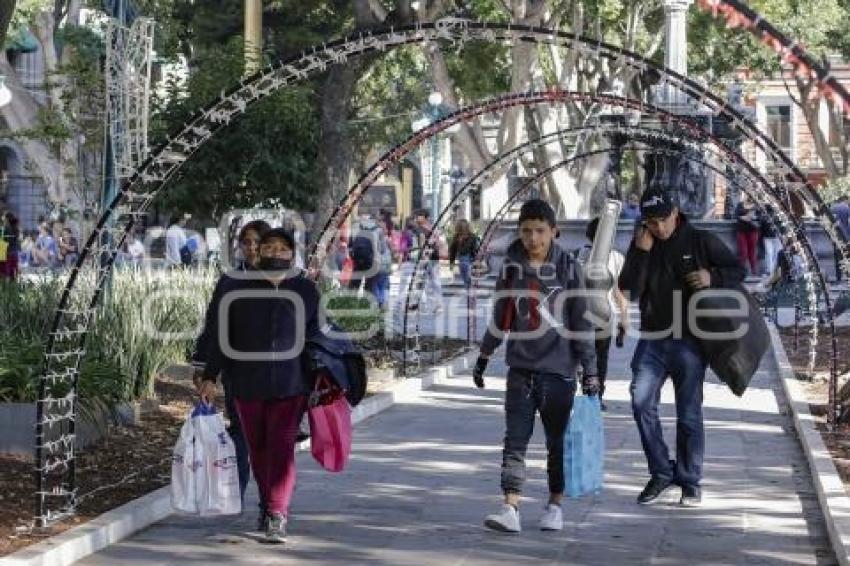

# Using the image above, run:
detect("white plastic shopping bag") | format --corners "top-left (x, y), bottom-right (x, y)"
top-left (170, 416), bottom-right (199, 513)
top-left (170, 403), bottom-right (241, 516)
top-left (194, 405), bottom-right (241, 516)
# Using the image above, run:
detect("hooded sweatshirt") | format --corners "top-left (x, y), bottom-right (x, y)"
top-left (480, 239), bottom-right (597, 377)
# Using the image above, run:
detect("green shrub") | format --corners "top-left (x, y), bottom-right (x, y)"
top-left (323, 292), bottom-right (383, 334)
top-left (0, 268), bottom-right (216, 407)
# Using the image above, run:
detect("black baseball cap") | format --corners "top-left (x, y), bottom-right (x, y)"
top-left (260, 228), bottom-right (295, 249)
top-left (640, 190), bottom-right (675, 219)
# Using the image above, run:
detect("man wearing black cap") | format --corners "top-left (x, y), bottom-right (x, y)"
top-left (618, 189), bottom-right (745, 507)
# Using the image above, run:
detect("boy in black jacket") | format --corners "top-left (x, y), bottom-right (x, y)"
top-left (472, 199), bottom-right (598, 534)
top-left (618, 189), bottom-right (745, 507)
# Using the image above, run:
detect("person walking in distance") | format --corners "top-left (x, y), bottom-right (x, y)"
top-left (413, 209), bottom-right (445, 313)
top-left (165, 213), bottom-right (190, 268)
top-left (618, 189), bottom-right (745, 507)
top-left (735, 193), bottom-right (760, 277)
top-left (449, 218), bottom-right (480, 290)
top-left (473, 199), bottom-right (598, 534)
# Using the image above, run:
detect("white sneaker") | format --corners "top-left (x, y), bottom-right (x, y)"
top-left (483, 504), bottom-right (521, 533)
top-left (539, 504), bottom-right (563, 531)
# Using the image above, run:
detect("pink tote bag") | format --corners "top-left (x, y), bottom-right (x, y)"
top-left (307, 376), bottom-right (352, 472)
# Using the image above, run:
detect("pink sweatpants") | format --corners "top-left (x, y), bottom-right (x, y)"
top-left (736, 230), bottom-right (759, 274)
top-left (235, 396), bottom-right (307, 516)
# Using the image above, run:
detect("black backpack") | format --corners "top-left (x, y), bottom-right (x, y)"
top-left (349, 234), bottom-right (375, 273)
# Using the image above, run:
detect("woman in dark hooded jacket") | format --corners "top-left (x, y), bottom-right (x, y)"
top-left (199, 228), bottom-right (320, 544)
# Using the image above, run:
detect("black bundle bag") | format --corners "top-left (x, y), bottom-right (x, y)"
top-left (691, 284), bottom-right (770, 397)
top-left (304, 320), bottom-right (368, 407)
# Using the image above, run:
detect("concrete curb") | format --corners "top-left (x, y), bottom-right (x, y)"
top-left (0, 348), bottom-right (478, 566)
top-left (769, 324), bottom-right (850, 565)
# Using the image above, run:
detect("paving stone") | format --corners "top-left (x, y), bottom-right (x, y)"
top-left (76, 307), bottom-right (837, 564)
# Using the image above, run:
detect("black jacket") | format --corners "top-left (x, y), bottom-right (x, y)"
top-left (191, 262), bottom-right (252, 380)
top-left (618, 216), bottom-right (745, 337)
top-left (735, 202), bottom-right (760, 233)
top-left (449, 234), bottom-right (479, 265)
top-left (201, 272), bottom-right (320, 401)
top-left (305, 321), bottom-right (368, 407)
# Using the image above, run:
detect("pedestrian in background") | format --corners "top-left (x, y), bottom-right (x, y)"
top-left (413, 209), bottom-right (445, 313)
top-left (578, 216), bottom-right (629, 410)
top-left (735, 193), bottom-right (760, 276)
top-left (760, 203), bottom-right (781, 278)
top-left (32, 222), bottom-right (58, 269)
top-left (449, 218), bottom-right (479, 290)
top-left (58, 227), bottom-right (79, 268)
top-left (830, 195), bottom-right (850, 282)
top-left (0, 212), bottom-right (20, 279)
top-left (165, 212), bottom-right (190, 268)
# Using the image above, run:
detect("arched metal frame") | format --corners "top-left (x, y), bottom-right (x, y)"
top-left (382, 104), bottom-right (824, 378)
top-left (467, 153), bottom-right (816, 346)
top-left (460, 148), bottom-right (800, 348)
top-left (696, 0), bottom-right (850, 115)
top-left (401, 135), bottom-right (796, 368)
top-left (34, 19), bottom-right (850, 527)
top-left (316, 88), bottom-right (844, 399)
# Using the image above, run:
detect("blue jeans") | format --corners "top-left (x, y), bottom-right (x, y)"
top-left (223, 380), bottom-right (252, 504)
top-left (367, 271), bottom-right (390, 308)
top-left (501, 369), bottom-right (577, 495)
top-left (458, 255), bottom-right (472, 289)
top-left (630, 337), bottom-right (707, 488)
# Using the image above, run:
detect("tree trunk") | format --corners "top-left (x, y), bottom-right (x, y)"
top-left (309, 62), bottom-right (368, 244)
top-left (794, 76), bottom-right (841, 179)
top-left (0, 0), bottom-right (15, 48)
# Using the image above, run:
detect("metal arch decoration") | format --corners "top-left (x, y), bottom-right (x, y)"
top-left (400, 136), bottom-right (778, 375)
top-left (309, 87), bottom-right (849, 313)
top-left (353, 97), bottom-right (825, 378)
top-left (34, 19), bottom-right (850, 528)
top-left (696, 0), bottom-right (850, 115)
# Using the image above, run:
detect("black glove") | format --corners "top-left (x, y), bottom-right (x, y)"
top-left (582, 373), bottom-right (600, 396)
top-left (473, 356), bottom-right (488, 389)
top-left (615, 324), bottom-right (626, 348)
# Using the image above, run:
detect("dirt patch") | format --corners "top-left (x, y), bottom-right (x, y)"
top-left (778, 326), bottom-right (850, 497)
top-left (0, 376), bottom-right (193, 557)
top-left (0, 343), bottom-right (468, 557)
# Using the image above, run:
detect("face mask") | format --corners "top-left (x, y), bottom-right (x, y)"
top-left (259, 257), bottom-right (292, 272)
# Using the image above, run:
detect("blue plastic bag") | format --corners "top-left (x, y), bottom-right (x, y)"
top-left (564, 395), bottom-right (604, 497)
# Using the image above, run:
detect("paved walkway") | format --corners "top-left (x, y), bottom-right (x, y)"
top-left (78, 330), bottom-right (836, 565)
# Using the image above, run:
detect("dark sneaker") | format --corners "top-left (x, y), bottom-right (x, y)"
top-left (264, 513), bottom-right (286, 544)
top-left (637, 476), bottom-right (675, 505)
top-left (680, 485), bottom-right (702, 507)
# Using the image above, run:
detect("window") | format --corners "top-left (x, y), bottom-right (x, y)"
top-left (765, 105), bottom-right (792, 153)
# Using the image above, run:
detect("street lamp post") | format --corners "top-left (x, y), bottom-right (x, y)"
top-left (411, 92), bottom-right (460, 221)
